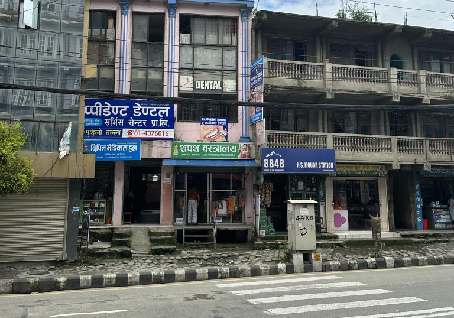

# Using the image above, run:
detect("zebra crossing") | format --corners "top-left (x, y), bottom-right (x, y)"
top-left (216, 273), bottom-right (454, 317)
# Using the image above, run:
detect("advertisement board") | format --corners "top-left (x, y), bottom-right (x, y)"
top-left (84, 99), bottom-right (174, 140)
top-left (200, 118), bottom-right (228, 142)
top-left (261, 148), bottom-right (336, 174)
top-left (83, 139), bottom-right (141, 161)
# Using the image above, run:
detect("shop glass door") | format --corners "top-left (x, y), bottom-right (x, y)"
top-left (333, 179), bottom-right (379, 230)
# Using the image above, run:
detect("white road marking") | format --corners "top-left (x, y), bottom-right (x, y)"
top-left (232, 281), bottom-right (366, 295)
top-left (49, 310), bottom-right (128, 317)
top-left (264, 297), bottom-right (426, 315)
top-left (216, 275), bottom-right (341, 288)
top-left (249, 288), bottom-right (391, 304)
top-left (341, 307), bottom-right (454, 318)
top-left (405, 311), bottom-right (454, 318)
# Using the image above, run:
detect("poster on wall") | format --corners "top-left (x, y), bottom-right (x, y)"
top-left (83, 139), bottom-right (141, 161)
top-left (84, 99), bottom-right (175, 140)
top-left (172, 142), bottom-right (254, 160)
top-left (333, 210), bottom-right (349, 232)
top-left (200, 118), bottom-right (228, 142)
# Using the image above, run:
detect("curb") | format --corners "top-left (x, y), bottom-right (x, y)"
top-left (3, 255), bottom-right (454, 294)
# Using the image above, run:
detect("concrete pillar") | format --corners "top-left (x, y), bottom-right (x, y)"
top-left (166, 3), bottom-right (177, 98)
top-left (240, 8), bottom-right (252, 142)
top-left (113, 161), bottom-right (125, 226)
top-left (160, 165), bottom-right (174, 225)
top-left (245, 168), bottom-right (255, 225)
top-left (377, 40), bottom-right (383, 67)
top-left (325, 177), bottom-right (334, 233)
top-left (315, 35), bottom-right (322, 62)
top-left (378, 176), bottom-right (389, 232)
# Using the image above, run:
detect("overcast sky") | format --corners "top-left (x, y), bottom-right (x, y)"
top-left (259, 0), bottom-right (454, 30)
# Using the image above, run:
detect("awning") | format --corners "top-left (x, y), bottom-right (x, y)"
top-left (163, 159), bottom-right (257, 168)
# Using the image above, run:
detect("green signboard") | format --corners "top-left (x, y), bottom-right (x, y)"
top-left (172, 142), bottom-right (254, 160)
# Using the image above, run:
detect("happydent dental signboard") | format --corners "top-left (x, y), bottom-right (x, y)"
top-left (261, 148), bottom-right (336, 174)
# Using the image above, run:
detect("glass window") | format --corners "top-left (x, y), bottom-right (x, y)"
top-left (0, 27), bottom-right (15, 57)
top-left (39, 0), bottom-right (61, 32)
top-left (61, 3), bottom-right (83, 34)
top-left (179, 15), bottom-right (238, 109)
top-left (0, 0), bottom-right (19, 27)
top-left (131, 13), bottom-right (164, 94)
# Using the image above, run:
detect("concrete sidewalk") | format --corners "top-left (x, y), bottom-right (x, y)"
top-left (1, 240), bottom-right (454, 295)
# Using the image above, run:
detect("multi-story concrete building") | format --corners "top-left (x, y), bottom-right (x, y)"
top-left (0, 0), bottom-right (94, 261)
top-left (82, 0), bottom-right (255, 247)
top-left (254, 11), bottom-right (454, 238)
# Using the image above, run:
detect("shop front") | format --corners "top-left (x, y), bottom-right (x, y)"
top-left (82, 98), bottom-right (175, 226)
top-left (164, 141), bottom-right (257, 243)
top-left (420, 166), bottom-right (454, 230)
top-left (260, 148), bottom-right (336, 236)
top-left (326, 164), bottom-right (390, 234)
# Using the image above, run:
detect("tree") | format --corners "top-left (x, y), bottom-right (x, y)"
top-left (0, 121), bottom-right (34, 195)
top-left (336, 1), bottom-right (374, 22)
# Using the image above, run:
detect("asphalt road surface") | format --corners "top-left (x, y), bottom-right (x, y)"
top-left (2, 265), bottom-right (454, 318)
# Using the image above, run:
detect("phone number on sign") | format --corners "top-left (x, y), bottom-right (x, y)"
top-left (122, 129), bottom-right (174, 139)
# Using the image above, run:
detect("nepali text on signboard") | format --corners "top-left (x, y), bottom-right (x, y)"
top-left (261, 148), bottom-right (336, 174)
top-left (172, 142), bottom-right (254, 160)
top-left (200, 117), bottom-right (228, 142)
top-left (250, 56), bottom-right (264, 124)
top-left (83, 139), bottom-right (141, 161)
top-left (84, 99), bottom-right (175, 140)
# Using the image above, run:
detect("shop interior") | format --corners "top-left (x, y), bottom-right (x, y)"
top-left (333, 179), bottom-right (379, 230)
top-left (81, 162), bottom-right (114, 225)
top-left (174, 170), bottom-right (245, 225)
top-left (262, 175), bottom-right (324, 234)
top-left (124, 164), bottom-right (162, 224)
top-left (420, 177), bottom-right (454, 230)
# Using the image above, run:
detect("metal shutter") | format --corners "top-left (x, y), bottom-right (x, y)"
top-left (0, 179), bottom-right (68, 262)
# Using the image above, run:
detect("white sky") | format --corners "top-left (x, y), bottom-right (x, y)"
top-left (258, 0), bottom-right (454, 30)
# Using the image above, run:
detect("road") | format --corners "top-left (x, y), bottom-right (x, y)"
top-left (1, 265), bottom-right (454, 318)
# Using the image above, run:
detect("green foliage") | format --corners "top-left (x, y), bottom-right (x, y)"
top-left (0, 121), bottom-right (34, 195)
top-left (336, 2), bottom-right (374, 22)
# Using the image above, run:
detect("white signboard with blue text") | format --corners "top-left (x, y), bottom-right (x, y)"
top-left (83, 139), bottom-right (141, 161)
top-left (84, 99), bottom-right (175, 140)
top-left (261, 148), bottom-right (336, 174)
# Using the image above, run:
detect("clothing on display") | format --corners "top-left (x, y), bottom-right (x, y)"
top-left (226, 196), bottom-right (236, 215)
top-left (188, 199), bottom-right (198, 224)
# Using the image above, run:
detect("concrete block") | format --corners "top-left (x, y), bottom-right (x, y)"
top-left (12, 279), bottom-right (32, 294)
top-left (357, 260), bottom-right (368, 270)
top-left (207, 268), bottom-right (219, 280)
top-left (139, 272), bottom-right (153, 285)
top-left (115, 273), bottom-right (129, 287)
top-left (90, 275), bottom-right (104, 288)
top-left (163, 271), bottom-right (176, 284)
top-left (64, 276), bottom-right (80, 290)
top-left (285, 264), bottom-right (295, 274)
top-left (228, 267), bottom-right (240, 278)
top-left (184, 270), bottom-right (197, 281)
top-left (375, 257), bottom-right (387, 269)
top-left (37, 278), bottom-right (58, 293)
top-left (250, 265), bottom-right (262, 277)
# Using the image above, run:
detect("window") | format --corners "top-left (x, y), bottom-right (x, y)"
top-left (19, 0), bottom-right (40, 29)
top-left (131, 13), bottom-right (164, 94)
top-left (178, 102), bottom-right (238, 122)
top-left (85, 10), bottom-right (115, 91)
top-left (330, 43), bottom-right (377, 67)
top-left (328, 111), bottom-right (371, 135)
top-left (267, 38), bottom-right (307, 61)
top-left (179, 15), bottom-right (237, 96)
top-left (389, 111), bottom-right (412, 136)
top-left (420, 51), bottom-right (454, 74)
top-left (266, 108), bottom-right (316, 132)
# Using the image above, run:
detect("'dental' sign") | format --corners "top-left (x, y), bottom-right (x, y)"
top-left (84, 99), bottom-right (175, 140)
top-left (261, 148), bottom-right (336, 174)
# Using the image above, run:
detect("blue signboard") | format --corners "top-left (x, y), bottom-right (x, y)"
top-left (250, 107), bottom-right (264, 124)
top-left (250, 56), bottom-right (264, 91)
top-left (84, 99), bottom-right (175, 140)
top-left (250, 56), bottom-right (264, 124)
top-left (261, 148), bottom-right (336, 174)
top-left (415, 182), bottom-right (424, 230)
top-left (83, 139), bottom-right (141, 161)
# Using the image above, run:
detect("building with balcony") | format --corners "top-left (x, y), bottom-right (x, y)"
top-left (254, 11), bottom-right (454, 237)
top-left (0, 0), bottom-right (94, 262)
top-left (82, 0), bottom-right (256, 246)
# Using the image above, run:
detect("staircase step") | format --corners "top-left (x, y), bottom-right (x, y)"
top-left (150, 245), bottom-right (177, 255)
top-left (112, 238), bottom-right (130, 247)
top-left (150, 235), bottom-right (176, 245)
